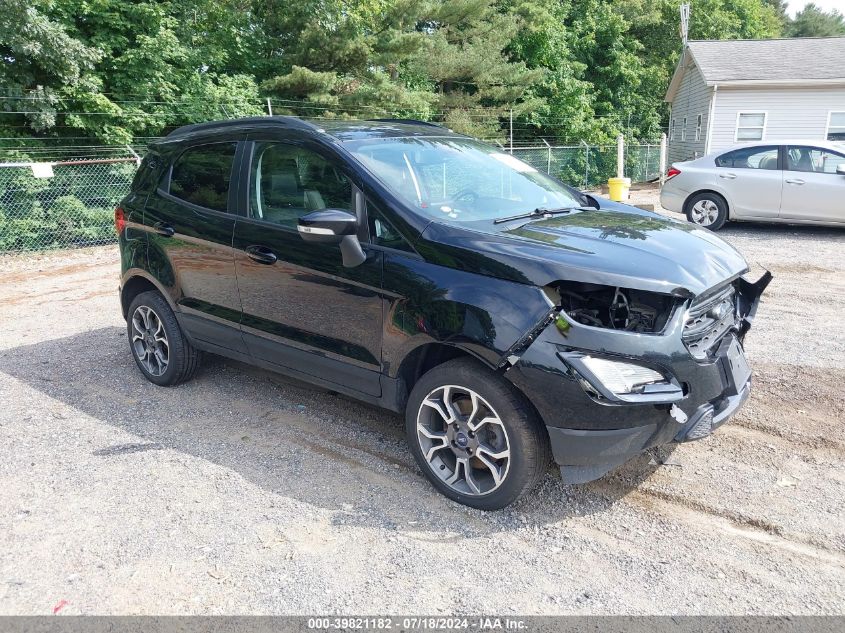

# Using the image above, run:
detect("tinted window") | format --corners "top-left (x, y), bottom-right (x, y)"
top-left (250, 143), bottom-right (352, 228)
top-left (787, 146), bottom-right (845, 174)
top-left (715, 146), bottom-right (779, 170)
top-left (169, 143), bottom-right (236, 212)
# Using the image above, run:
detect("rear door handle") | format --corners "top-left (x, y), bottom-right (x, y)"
top-left (245, 245), bottom-right (277, 265)
top-left (719, 173), bottom-right (737, 180)
top-left (153, 222), bottom-right (174, 237)
top-left (785, 178), bottom-right (805, 185)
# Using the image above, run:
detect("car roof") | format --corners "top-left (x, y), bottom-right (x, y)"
top-left (158, 116), bottom-right (462, 145)
top-left (710, 139), bottom-right (845, 155)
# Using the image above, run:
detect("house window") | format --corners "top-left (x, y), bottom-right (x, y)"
top-left (735, 112), bottom-right (767, 141)
top-left (827, 112), bottom-right (845, 141)
top-left (681, 117), bottom-right (687, 141)
top-left (695, 114), bottom-right (703, 142)
top-left (670, 119), bottom-right (676, 141)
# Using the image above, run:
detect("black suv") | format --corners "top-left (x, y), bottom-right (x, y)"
top-left (117, 117), bottom-right (771, 509)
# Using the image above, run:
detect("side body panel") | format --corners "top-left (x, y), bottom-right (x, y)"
top-left (141, 136), bottom-right (247, 354)
top-left (232, 133), bottom-right (384, 397)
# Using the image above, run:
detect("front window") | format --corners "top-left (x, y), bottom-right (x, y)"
top-left (344, 137), bottom-right (582, 225)
top-left (735, 113), bottom-right (766, 142)
top-left (786, 146), bottom-right (845, 174)
top-left (249, 143), bottom-right (352, 229)
top-left (827, 112), bottom-right (845, 141)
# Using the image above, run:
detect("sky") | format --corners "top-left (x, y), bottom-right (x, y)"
top-left (787, 0), bottom-right (844, 17)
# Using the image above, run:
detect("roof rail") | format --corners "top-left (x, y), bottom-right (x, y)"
top-left (164, 116), bottom-right (320, 139)
top-left (367, 118), bottom-right (446, 128)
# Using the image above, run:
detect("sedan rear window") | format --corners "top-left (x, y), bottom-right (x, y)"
top-left (716, 146), bottom-right (779, 170)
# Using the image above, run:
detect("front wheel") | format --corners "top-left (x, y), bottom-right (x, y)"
top-left (685, 192), bottom-right (728, 231)
top-left (405, 358), bottom-right (550, 510)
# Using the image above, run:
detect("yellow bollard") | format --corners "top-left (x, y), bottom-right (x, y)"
top-left (607, 177), bottom-right (631, 202)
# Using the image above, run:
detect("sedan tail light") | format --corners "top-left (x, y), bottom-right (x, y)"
top-left (114, 207), bottom-right (126, 234)
top-left (666, 167), bottom-right (681, 180)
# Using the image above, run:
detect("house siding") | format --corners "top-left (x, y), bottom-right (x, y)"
top-left (710, 86), bottom-right (845, 152)
top-left (668, 63), bottom-right (712, 164)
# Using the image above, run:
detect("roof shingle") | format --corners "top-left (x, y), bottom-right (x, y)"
top-left (688, 37), bottom-right (845, 82)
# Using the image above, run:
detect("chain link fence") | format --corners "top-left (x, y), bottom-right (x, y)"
top-left (510, 143), bottom-right (662, 189)
top-left (0, 143), bottom-right (662, 254)
top-left (0, 157), bottom-right (138, 254)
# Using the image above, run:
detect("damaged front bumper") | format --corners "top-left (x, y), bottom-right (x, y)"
top-left (504, 272), bottom-right (772, 484)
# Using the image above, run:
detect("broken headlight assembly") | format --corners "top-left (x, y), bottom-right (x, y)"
top-left (544, 281), bottom-right (676, 333)
top-left (559, 351), bottom-right (684, 404)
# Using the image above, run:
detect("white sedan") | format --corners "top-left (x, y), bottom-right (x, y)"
top-left (660, 140), bottom-right (845, 230)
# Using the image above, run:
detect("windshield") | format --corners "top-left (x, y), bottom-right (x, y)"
top-left (344, 136), bottom-right (582, 224)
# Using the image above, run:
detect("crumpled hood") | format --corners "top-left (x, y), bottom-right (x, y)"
top-left (420, 207), bottom-right (749, 297)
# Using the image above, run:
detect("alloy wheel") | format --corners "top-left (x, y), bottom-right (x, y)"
top-left (131, 305), bottom-right (169, 377)
top-left (416, 385), bottom-right (511, 496)
top-left (690, 199), bottom-right (720, 226)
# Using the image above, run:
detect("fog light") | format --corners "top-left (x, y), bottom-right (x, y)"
top-left (580, 356), bottom-right (668, 395)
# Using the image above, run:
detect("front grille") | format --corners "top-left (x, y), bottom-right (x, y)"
top-left (683, 284), bottom-right (738, 360)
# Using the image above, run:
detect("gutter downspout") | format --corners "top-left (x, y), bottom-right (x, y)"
top-left (705, 85), bottom-right (718, 155)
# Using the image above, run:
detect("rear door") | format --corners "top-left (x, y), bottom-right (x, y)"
top-left (232, 135), bottom-right (384, 397)
top-left (780, 145), bottom-right (845, 224)
top-left (713, 145), bottom-right (783, 219)
top-left (143, 138), bottom-right (248, 355)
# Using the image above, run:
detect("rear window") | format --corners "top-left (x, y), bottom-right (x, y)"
top-left (715, 146), bottom-right (779, 170)
top-left (168, 143), bottom-right (237, 212)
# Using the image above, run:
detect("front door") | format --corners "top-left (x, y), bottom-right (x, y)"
top-left (232, 139), bottom-right (384, 397)
top-left (780, 145), bottom-right (845, 224)
top-left (713, 145), bottom-right (783, 219)
top-left (144, 139), bottom-right (247, 354)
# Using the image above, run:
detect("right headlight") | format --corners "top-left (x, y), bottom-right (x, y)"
top-left (559, 352), bottom-right (683, 404)
top-left (580, 356), bottom-right (667, 395)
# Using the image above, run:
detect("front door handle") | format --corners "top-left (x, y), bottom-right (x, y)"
top-left (719, 173), bottom-right (737, 180)
top-left (245, 245), bottom-right (277, 265)
top-left (785, 178), bottom-right (805, 185)
top-left (153, 222), bottom-right (174, 237)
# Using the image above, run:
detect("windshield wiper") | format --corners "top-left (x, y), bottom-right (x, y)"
top-left (493, 206), bottom-right (580, 225)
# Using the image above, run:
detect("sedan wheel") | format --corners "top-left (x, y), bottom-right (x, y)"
top-left (685, 192), bottom-right (728, 231)
top-left (416, 385), bottom-right (511, 496)
top-left (690, 199), bottom-right (720, 226)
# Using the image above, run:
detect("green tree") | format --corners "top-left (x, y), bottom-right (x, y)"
top-left (787, 3), bottom-right (845, 36)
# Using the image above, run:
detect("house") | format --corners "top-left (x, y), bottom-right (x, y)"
top-left (664, 37), bottom-right (845, 164)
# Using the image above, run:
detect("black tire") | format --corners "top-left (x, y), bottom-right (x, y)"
top-left (405, 357), bottom-right (550, 510)
top-left (126, 290), bottom-right (201, 386)
top-left (685, 192), bottom-right (728, 231)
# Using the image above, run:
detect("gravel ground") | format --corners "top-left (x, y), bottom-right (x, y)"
top-left (0, 205), bottom-right (844, 615)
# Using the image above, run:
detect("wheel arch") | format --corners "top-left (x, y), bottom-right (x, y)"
top-left (391, 342), bottom-right (551, 445)
top-left (120, 270), bottom-right (176, 320)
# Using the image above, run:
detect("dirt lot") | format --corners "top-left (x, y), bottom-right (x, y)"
top-left (1, 207), bottom-right (844, 615)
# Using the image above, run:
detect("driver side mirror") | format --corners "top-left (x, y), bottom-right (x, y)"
top-left (837, 164), bottom-right (845, 176)
top-left (297, 209), bottom-right (366, 268)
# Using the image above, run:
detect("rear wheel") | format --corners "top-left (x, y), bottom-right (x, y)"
top-left (127, 291), bottom-right (200, 386)
top-left (405, 358), bottom-right (550, 510)
top-left (685, 192), bottom-right (728, 231)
